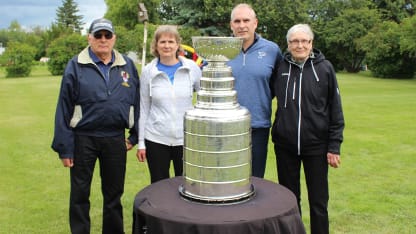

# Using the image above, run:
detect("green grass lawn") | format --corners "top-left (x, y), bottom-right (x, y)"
top-left (0, 67), bottom-right (415, 233)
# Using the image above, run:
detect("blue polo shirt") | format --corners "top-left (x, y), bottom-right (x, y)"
top-left (88, 47), bottom-right (115, 83)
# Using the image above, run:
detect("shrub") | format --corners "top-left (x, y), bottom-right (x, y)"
top-left (47, 33), bottom-right (86, 76)
top-left (2, 42), bottom-right (36, 77)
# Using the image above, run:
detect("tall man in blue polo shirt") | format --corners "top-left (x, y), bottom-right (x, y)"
top-left (228, 3), bottom-right (283, 178)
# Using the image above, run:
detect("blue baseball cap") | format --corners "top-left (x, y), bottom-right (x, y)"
top-left (89, 18), bottom-right (115, 34)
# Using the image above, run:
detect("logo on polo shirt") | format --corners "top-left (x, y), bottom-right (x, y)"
top-left (258, 51), bottom-right (266, 59)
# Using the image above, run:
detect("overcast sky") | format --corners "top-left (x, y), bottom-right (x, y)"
top-left (0, 0), bottom-right (107, 32)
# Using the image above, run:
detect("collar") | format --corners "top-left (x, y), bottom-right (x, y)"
top-left (242, 33), bottom-right (260, 53)
top-left (88, 47), bottom-right (115, 65)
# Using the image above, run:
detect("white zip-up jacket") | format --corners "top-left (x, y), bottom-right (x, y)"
top-left (138, 56), bottom-right (201, 149)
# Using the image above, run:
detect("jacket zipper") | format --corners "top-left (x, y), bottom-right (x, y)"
top-left (297, 67), bottom-right (304, 155)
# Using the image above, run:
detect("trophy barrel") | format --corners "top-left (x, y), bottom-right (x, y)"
top-left (180, 107), bottom-right (254, 203)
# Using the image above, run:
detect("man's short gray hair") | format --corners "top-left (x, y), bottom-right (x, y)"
top-left (230, 3), bottom-right (256, 20)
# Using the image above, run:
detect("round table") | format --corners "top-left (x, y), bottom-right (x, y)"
top-left (133, 176), bottom-right (305, 234)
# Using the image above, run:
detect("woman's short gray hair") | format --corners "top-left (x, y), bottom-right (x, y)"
top-left (286, 24), bottom-right (314, 42)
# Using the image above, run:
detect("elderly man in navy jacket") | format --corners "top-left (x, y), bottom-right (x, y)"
top-left (52, 18), bottom-right (140, 234)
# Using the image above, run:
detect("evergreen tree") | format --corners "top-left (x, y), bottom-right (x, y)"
top-left (55, 0), bottom-right (84, 33)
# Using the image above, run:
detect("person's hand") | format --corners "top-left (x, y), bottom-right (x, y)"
top-left (61, 158), bottom-right (74, 167)
top-left (327, 152), bottom-right (341, 168)
top-left (136, 149), bottom-right (146, 162)
top-left (125, 139), bottom-right (133, 151)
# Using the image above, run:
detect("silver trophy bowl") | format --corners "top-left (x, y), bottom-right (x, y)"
top-left (192, 36), bottom-right (243, 62)
top-left (179, 36), bottom-right (254, 204)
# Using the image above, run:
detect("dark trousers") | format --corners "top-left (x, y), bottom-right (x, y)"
top-left (145, 139), bottom-right (183, 184)
top-left (251, 128), bottom-right (270, 178)
top-left (70, 135), bottom-right (127, 234)
top-left (274, 146), bottom-right (329, 234)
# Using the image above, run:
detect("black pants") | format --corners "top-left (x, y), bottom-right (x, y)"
top-left (70, 135), bottom-right (127, 234)
top-left (145, 139), bottom-right (183, 184)
top-left (274, 146), bottom-right (329, 234)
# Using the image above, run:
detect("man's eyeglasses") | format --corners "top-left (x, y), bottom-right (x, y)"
top-left (93, 32), bottom-right (113, 40)
top-left (289, 39), bottom-right (311, 45)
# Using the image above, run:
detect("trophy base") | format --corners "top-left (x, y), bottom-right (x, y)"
top-left (178, 184), bottom-right (255, 205)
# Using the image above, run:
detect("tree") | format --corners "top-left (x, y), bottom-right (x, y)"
top-left (178, 26), bottom-right (202, 46)
top-left (400, 15), bottom-right (416, 57)
top-left (359, 21), bottom-right (416, 78)
top-left (256, 0), bottom-right (309, 48)
top-left (373, 0), bottom-right (415, 23)
top-left (165, 0), bottom-right (309, 46)
top-left (47, 33), bottom-right (86, 75)
top-left (105, 0), bottom-right (161, 29)
top-left (2, 42), bottom-right (36, 77)
top-left (112, 26), bottom-right (139, 54)
top-left (55, 0), bottom-right (84, 33)
top-left (322, 8), bottom-right (380, 72)
top-left (0, 21), bottom-right (46, 65)
top-left (307, 0), bottom-right (375, 71)
top-left (158, 0), bottom-right (178, 22)
top-left (29, 26), bottom-right (49, 60)
top-left (165, 0), bottom-right (232, 36)
top-left (4, 21), bottom-right (27, 45)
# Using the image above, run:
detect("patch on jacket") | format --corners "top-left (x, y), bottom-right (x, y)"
top-left (121, 71), bottom-right (130, 87)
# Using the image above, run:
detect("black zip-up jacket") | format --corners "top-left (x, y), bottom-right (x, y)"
top-left (271, 48), bottom-right (344, 156)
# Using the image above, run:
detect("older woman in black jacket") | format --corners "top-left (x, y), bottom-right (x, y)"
top-left (271, 23), bottom-right (345, 234)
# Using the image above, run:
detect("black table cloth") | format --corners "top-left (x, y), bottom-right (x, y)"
top-left (133, 176), bottom-right (306, 234)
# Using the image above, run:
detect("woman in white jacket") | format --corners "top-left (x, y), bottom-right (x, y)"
top-left (136, 25), bottom-right (201, 183)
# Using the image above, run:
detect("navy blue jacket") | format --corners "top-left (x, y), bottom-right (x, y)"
top-left (51, 47), bottom-right (140, 158)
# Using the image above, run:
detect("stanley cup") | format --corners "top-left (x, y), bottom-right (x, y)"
top-left (179, 37), bottom-right (255, 203)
